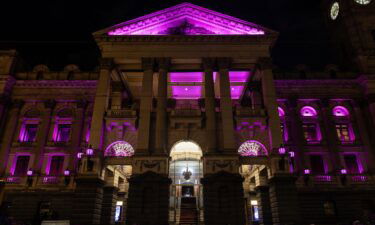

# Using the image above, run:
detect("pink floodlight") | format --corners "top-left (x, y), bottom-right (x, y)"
top-left (230, 86), bottom-right (244, 99)
top-left (86, 148), bottom-right (94, 156)
top-left (64, 170), bottom-right (70, 176)
top-left (238, 140), bottom-right (268, 157)
top-left (170, 72), bottom-right (203, 83)
top-left (300, 106), bottom-right (317, 117)
top-left (278, 147), bottom-right (286, 154)
top-left (340, 169), bottom-right (347, 174)
top-left (172, 86), bottom-right (202, 99)
top-left (229, 71), bottom-right (250, 82)
top-left (77, 152), bottom-right (83, 159)
top-left (332, 106), bottom-right (349, 117)
top-left (304, 169), bottom-right (311, 175)
top-left (27, 170), bottom-right (33, 176)
top-left (289, 151), bottom-right (295, 158)
top-left (105, 141), bottom-right (135, 157)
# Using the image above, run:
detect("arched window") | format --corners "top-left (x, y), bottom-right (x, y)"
top-left (105, 141), bottom-right (134, 157)
top-left (332, 106), bottom-right (355, 143)
top-left (278, 107), bottom-right (288, 142)
top-left (332, 106), bottom-right (349, 117)
top-left (300, 106), bottom-right (317, 117)
top-left (300, 106), bottom-right (321, 143)
top-left (238, 140), bottom-right (267, 157)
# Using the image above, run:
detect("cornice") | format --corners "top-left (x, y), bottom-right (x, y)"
top-left (95, 35), bottom-right (277, 45)
top-left (274, 79), bottom-right (359, 88)
top-left (14, 80), bottom-right (97, 88)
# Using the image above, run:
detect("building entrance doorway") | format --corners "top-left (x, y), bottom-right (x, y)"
top-left (169, 141), bottom-right (203, 224)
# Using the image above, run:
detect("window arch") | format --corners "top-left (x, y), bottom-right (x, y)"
top-left (300, 106), bottom-right (317, 117)
top-left (238, 140), bottom-right (267, 157)
top-left (105, 141), bottom-right (135, 157)
top-left (332, 106), bottom-right (349, 117)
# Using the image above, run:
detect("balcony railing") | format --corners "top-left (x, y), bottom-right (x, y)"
top-left (106, 109), bottom-right (136, 118)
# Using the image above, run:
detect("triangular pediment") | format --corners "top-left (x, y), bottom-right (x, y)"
top-left (94, 3), bottom-right (275, 36)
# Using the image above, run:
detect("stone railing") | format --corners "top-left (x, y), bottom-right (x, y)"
top-left (170, 109), bottom-right (201, 117)
top-left (106, 109), bottom-right (136, 118)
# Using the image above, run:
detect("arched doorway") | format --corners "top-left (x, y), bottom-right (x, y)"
top-left (169, 140), bottom-right (203, 224)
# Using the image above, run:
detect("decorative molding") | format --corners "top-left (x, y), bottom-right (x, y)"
top-left (275, 79), bottom-right (359, 88)
top-left (141, 58), bottom-right (155, 71)
top-left (15, 80), bottom-right (97, 88)
top-left (43, 99), bottom-right (56, 109)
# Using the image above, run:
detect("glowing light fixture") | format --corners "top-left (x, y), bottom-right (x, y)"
top-left (105, 141), bottom-right (135, 157)
top-left (304, 169), bottom-right (311, 175)
top-left (300, 106), bottom-right (317, 117)
top-left (332, 106), bottom-right (349, 117)
top-left (27, 169), bottom-right (33, 176)
top-left (238, 140), bottom-right (267, 157)
top-left (250, 200), bottom-right (258, 206)
top-left (340, 169), bottom-right (347, 174)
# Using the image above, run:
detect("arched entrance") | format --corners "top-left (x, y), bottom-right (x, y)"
top-left (169, 140), bottom-right (203, 224)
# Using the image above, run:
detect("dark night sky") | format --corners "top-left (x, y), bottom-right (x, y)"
top-left (0, 0), bottom-right (333, 71)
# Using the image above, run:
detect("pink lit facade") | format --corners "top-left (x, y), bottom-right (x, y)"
top-left (0, 2), bottom-right (375, 225)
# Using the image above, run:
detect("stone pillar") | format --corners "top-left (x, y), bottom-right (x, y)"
top-left (89, 58), bottom-right (113, 150)
top-left (203, 58), bottom-right (217, 153)
top-left (0, 99), bottom-right (23, 175)
top-left (255, 186), bottom-right (272, 225)
top-left (202, 156), bottom-right (245, 225)
top-left (71, 177), bottom-right (104, 225)
top-left (259, 58), bottom-right (282, 151)
top-left (286, 98), bottom-right (306, 170)
top-left (352, 100), bottom-right (375, 172)
top-left (217, 58), bottom-right (236, 152)
top-left (136, 58), bottom-right (155, 154)
top-left (320, 99), bottom-right (342, 172)
top-left (33, 99), bottom-right (55, 171)
top-left (268, 175), bottom-right (300, 225)
top-left (68, 100), bottom-right (87, 171)
top-left (126, 158), bottom-right (171, 225)
top-left (155, 58), bottom-right (170, 154)
top-left (101, 186), bottom-right (118, 225)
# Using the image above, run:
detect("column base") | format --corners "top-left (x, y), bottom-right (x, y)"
top-left (126, 171), bottom-right (171, 225)
top-left (201, 171), bottom-right (246, 225)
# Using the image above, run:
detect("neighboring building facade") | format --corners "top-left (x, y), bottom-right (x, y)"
top-left (0, 2), bottom-right (375, 225)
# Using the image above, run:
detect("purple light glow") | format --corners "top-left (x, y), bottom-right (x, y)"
top-left (43, 176), bottom-right (59, 184)
top-left (230, 86), bottom-right (244, 99)
top-left (64, 170), bottom-right (70, 176)
top-left (238, 140), bottom-right (268, 157)
top-left (332, 106), bottom-right (349, 117)
top-left (278, 147), bottom-right (286, 154)
top-left (300, 106), bottom-right (317, 117)
top-left (340, 169), bottom-right (347, 174)
top-left (105, 141), bottom-right (135, 157)
top-left (315, 175), bottom-right (332, 182)
top-left (172, 86), bottom-right (202, 99)
top-left (6, 177), bottom-right (20, 183)
top-left (352, 175), bottom-right (367, 182)
top-left (289, 151), bottom-right (295, 158)
top-left (106, 3), bottom-right (265, 35)
top-left (77, 152), bottom-right (83, 159)
top-left (27, 170), bottom-right (33, 176)
top-left (86, 148), bottom-right (94, 156)
top-left (304, 169), bottom-right (311, 175)
top-left (170, 72), bottom-right (203, 83)
top-left (229, 71), bottom-right (250, 82)
top-left (278, 107), bottom-right (285, 117)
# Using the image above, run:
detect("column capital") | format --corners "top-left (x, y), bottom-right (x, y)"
top-left (100, 58), bottom-right (114, 70)
top-left (257, 57), bottom-right (273, 70)
top-left (156, 57), bottom-right (171, 71)
top-left (217, 57), bottom-right (232, 70)
top-left (11, 99), bottom-right (24, 109)
top-left (43, 99), bottom-right (56, 109)
top-left (141, 58), bottom-right (155, 71)
top-left (202, 58), bottom-right (216, 70)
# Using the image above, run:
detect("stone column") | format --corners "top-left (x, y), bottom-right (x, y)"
top-left (217, 58), bottom-right (236, 152)
top-left (203, 58), bottom-right (217, 153)
top-left (89, 58), bottom-right (113, 150)
top-left (155, 58), bottom-right (170, 154)
top-left (268, 175), bottom-right (301, 225)
top-left (352, 100), bottom-right (375, 172)
top-left (68, 100), bottom-right (87, 171)
top-left (255, 186), bottom-right (272, 225)
top-left (259, 58), bottom-right (282, 151)
top-left (33, 99), bottom-right (55, 171)
top-left (0, 100), bottom-right (23, 175)
top-left (136, 58), bottom-right (155, 154)
top-left (320, 99), bottom-right (341, 172)
top-left (286, 98), bottom-right (306, 170)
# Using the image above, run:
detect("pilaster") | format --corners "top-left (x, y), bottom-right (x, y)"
top-left (203, 58), bottom-right (217, 153)
top-left (217, 57), bottom-right (236, 152)
top-left (89, 58), bottom-right (113, 150)
top-left (0, 99), bottom-right (23, 175)
top-left (155, 57), bottom-right (170, 154)
top-left (136, 58), bottom-right (155, 154)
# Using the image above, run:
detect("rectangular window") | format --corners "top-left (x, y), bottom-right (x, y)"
top-left (303, 123), bottom-right (318, 142)
top-left (49, 156), bottom-right (64, 175)
top-left (344, 154), bottom-right (359, 174)
top-left (21, 124), bottom-right (38, 142)
top-left (335, 124), bottom-right (351, 142)
top-left (14, 155), bottom-right (30, 176)
top-left (310, 155), bottom-right (325, 174)
top-left (56, 124), bottom-right (71, 142)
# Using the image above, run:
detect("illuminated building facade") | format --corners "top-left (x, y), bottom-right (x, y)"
top-left (0, 2), bottom-right (375, 225)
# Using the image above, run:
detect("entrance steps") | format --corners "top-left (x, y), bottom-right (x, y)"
top-left (179, 197), bottom-right (198, 225)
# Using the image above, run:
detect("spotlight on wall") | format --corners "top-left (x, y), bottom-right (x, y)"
top-left (77, 152), bottom-right (83, 159)
top-left (86, 145), bottom-right (94, 156)
top-left (304, 169), bottom-right (311, 175)
top-left (340, 168), bottom-right (347, 174)
top-left (64, 170), bottom-right (70, 176)
top-left (27, 169), bottom-right (33, 176)
top-left (289, 151), bottom-right (295, 158)
top-left (278, 147), bottom-right (286, 155)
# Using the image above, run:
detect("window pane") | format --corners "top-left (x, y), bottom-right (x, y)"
top-left (49, 156), bottom-right (64, 175)
top-left (14, 156), bottom-right (30, 176)
top-left (344, 155), bottom-right (359, 174)
top-left (303, 123), bottom-right (317, 141)
top-left (310, 155), bottom-right (325, 174)
top-left (57, 124), bottom-right (71, 142)
top-left (335, 124), bottom-right (351, 142)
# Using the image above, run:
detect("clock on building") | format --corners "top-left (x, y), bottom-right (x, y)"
top-left (330, 2), bottom-right (340, 20)
top-left (354, 0), bottom-right (371, 5)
